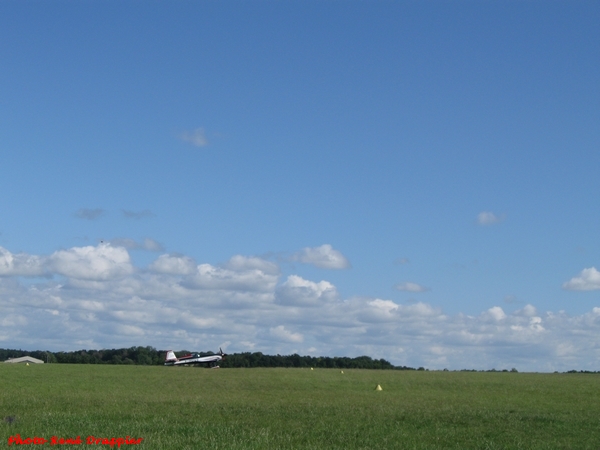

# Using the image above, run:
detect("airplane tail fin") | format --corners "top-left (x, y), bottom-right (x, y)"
top-left (165, 350), bottom-right (177, 363)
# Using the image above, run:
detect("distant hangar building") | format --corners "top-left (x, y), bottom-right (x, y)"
top-left (4, 356), bottom-right (44, 364)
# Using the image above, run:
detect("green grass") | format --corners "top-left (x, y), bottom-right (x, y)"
top-left (1, 365), bottom-right (599, 449)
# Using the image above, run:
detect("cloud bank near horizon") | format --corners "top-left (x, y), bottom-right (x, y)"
top-left (0, 243), bottom-right (598, 372)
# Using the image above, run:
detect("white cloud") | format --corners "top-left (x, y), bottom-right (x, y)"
top-left (113, 324), bottom-right (145, 337)
top-left (477, 211), bottom-right (503, 225)
top-left (150, 254), bottom-right (197, 275)
top-left (361, 300), bottom-right (439, 323)
top-left (276, 275), bottom-right (338, 306)
top-left (368, 299), bottom-right (399, 313)
top-left (224, 255), bottom-right (279, 275)
top-left (0, 247), bottom-right (46, 277)
top-left (0, 314), bottom-right (28, 327)
top-left (181, 316), bottom-right (218, 330)
top-left (395, 282), bottom-right (429, 292)
top-left (48, 244), bottom-right (134, 281)
top-left (484, 306), bottom-right (507, 321)
top-left (184, 256), bottom-right (278, 293)
top-left (240, 341), bottom-right (256, 350)
top-left (292, 244), bottom-right (350, 269)
top-left (562, 267), bottom-right (600, 291)
top-left (270, 325), bottom-right (303, 343)
top-left (179, 128), bottom-right (209, 147)
top-left (515, 304), bottom-right (537, 317)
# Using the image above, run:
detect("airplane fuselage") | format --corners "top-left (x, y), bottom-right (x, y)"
top-left (164, 351), bottom-right (223, 367)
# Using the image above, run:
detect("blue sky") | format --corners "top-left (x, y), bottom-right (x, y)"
top-left (1, 1), bottom-right (599, 371)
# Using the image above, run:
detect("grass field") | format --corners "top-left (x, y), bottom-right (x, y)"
top-left (1, 365), bottom-right (599, 449)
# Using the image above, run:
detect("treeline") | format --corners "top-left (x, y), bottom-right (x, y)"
top-left (220, 352), bottom-right (412, 370)
top-left (565, 370), bottom-right (600, 374)
top-left (0, 347), bottom-right (410, 370)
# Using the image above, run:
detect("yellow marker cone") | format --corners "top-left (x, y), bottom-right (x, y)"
top-left (375, 384), bottom-right (382, 391)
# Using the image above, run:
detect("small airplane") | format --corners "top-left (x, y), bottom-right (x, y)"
top-left (164, 348), bottom-right (226, 368)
